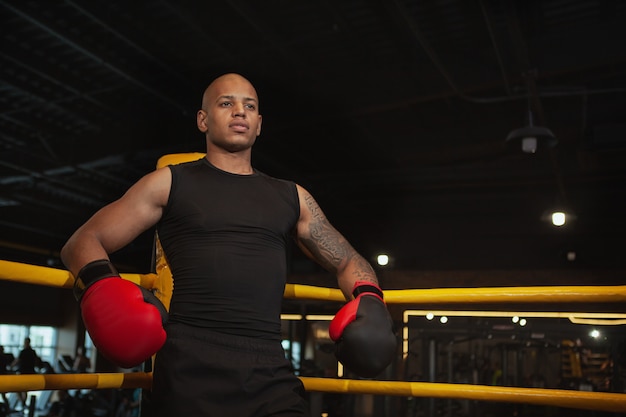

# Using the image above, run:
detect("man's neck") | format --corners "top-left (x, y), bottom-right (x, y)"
top-left (205, 151), bottom-right (254, 175)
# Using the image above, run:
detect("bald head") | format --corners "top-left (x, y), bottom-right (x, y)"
top-left (196, 73), bottom-right (262, 154)
top-left (202, 73), bottom-right (259, 110)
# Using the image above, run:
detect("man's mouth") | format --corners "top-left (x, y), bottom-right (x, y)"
top-left (230, 122), bottom-right (249, 132)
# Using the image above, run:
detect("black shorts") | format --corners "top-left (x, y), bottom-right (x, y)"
top-left (150, 322), bottom-right (310, 417)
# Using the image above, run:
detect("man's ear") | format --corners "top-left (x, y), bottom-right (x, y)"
top-left (256, 114), bottom-right (262, 136)
top-left (197, 110), bottom-right (208, 132)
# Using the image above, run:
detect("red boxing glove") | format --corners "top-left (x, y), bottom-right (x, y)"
top-left (74, 260), bottom-right (168, 369)
top-left (329, 281), bottom-right (396, 378)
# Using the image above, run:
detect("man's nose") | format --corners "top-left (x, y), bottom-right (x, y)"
top-left (232, 102), bottom-right (246, 117)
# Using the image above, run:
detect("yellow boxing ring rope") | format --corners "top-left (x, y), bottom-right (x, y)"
top-left (0, 373), bottom-right (625, 413)
top-left (3, 259), bottom-right (626, 305)
top-left (1, 259), bottom-right (626, 413)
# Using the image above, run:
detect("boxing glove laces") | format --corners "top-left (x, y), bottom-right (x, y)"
top-left (329, 281), bottom-right (396, 378)
top-left (74, 259), bottom-right (168, 368)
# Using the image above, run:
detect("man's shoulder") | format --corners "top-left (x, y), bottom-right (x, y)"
top-left (170, 158), bottom-right (205, 170)
top-left (256, 170), bottom-right (298, 191)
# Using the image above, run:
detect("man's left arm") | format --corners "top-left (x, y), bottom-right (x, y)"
top-left (294, 184), bottom-right (397, 378)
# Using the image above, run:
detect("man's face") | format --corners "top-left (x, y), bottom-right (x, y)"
top-left (197, 74), bottom-right (262, 152)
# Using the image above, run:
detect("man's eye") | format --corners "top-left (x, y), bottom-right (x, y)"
top-left (245, 104), bottom-right (256, 110)
top-left (220, 102), bottom-right (232, 107)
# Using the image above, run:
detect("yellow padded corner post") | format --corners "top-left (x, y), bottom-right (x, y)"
top-left (156, 152), bottom-right (205, 170)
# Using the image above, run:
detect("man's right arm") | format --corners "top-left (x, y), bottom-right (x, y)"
top-left (60, 167), bottom-right (171, 275)
top-left (60, 167), bottom-right (172, 369)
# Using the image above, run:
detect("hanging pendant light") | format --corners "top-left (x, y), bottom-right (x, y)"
top-left (505, 109), bottom-right (557, 154)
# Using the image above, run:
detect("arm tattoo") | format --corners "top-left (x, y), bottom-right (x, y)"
top-left (301, 194), bottom-right (377, 284)
top-left (351, 256), bottom-right (378, 283)
top-left (301, 194), bottom-right (346, 271)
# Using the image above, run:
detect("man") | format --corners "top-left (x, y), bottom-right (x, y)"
top-left (11, 337), bottom-right (39, 375)
top-left (61, 73), bottom-right (396, 416)
top-left (11, 337), bottom-right (40, 409)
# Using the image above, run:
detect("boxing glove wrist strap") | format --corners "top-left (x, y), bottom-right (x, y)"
top-left (73, 259), bottom-right (119, 301)
top-left (352, 282), bottom-right (384, 299)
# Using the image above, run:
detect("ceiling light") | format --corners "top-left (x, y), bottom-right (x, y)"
top-left (551, 211), bottom-right (566, 226)
top-left (542, 209), bottom-right (576, 227)
top-left (506, 110), bottom-right (557, 153)
top-left (376, 254), bottom-right (389, 266)
top-left (541, 198), bottom-right (576, 227)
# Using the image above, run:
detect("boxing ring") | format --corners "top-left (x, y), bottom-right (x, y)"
top-left (1, 259), bottom-right (625, 414)
top-left (1, 153), bottom-right (625, 414)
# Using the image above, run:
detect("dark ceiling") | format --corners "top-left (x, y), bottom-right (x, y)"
top-left (1, 0), bottom-right (625, 286)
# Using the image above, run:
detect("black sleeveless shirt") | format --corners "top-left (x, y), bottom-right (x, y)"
top-left (157, 158), bottom-right (300, 340)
